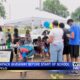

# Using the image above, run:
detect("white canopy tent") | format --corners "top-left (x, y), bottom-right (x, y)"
top-left (0, 18), bottom-right (6, 26)
top-left (3, 10), bottom-right (67, 27)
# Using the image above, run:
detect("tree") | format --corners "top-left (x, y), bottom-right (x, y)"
top-left (71, 7), bottom-right (80, 22)
top-left (0, 2), bottom-right (5, 18)
top-left (43, 0), bottom-right (69, 18)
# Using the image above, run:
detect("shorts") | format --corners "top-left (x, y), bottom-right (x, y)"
top-left (70, 45), bottom-right (79, 58)
top-left (63, 45), bottom-right (70, 55)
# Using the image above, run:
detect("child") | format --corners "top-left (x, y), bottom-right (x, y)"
top-left (33, 39), bottom-right (39, 55)
top-left (43, 35), bottom-right (50, 57)
top-left (37, 37), bottom-right (44, 59)
top-left (24, 30), bottom-right (32, 45)
top-left (42, 37), bottom-right (50, 60)
top-left (18, 30), bottom-right (32, 61)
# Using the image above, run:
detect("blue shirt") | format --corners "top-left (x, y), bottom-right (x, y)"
top-left (69, 24), bottom-right (80, 45)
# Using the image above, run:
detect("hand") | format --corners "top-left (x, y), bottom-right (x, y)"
top-left (66, 34), bottom-right (70, 38)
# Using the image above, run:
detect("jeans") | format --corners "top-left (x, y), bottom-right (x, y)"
top-left (50, 42), bottom-right (64, 62)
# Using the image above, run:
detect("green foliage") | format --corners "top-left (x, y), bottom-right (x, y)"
top-left (71, 7), bottom-right (80, 21)
top-left (0, 2), bottom-right (5, 18)
top-left (43, 0), bottom-right (69, 18)
top-left (35, 26), bottom-right (39, 29)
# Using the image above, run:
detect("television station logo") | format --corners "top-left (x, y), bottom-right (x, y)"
top-left (73, 62), bottom-right (80, 70)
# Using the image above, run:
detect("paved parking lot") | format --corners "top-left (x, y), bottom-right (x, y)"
top-left (0, 70), bottom-right (80, 79)
top-left (0, 51), bottom-right (80, 79)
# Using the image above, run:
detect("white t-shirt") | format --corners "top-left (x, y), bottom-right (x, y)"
top-left (0, 32), bottom-right (6, 44)
top-left (49, 28), bottom-right (63, 44)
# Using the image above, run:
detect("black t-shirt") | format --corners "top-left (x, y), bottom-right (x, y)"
top-left (6, 32), bottom-right (12, 42)
top-left (14, 33), bottom-right (18, 38)
top-left (13, 33), bottom-right (19, 44)
top-left (63, 28), bottom-right (70, 46)
top-left (43, 36), bottom-right (48, 40)
top-left (42, 36), bottom-right (50, 48)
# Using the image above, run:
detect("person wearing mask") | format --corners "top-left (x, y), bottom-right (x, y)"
top-left (48, 21), bottom-right (64, 62)
top-left (59, 23), bottom-right (71, 62)
top-left (67, 19), bottom-right (80, 62)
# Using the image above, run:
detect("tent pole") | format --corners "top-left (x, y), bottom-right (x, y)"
top-left (31, 20), bottom-right (34, 30)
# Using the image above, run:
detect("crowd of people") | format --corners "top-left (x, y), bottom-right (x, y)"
top-left (0, 19), bottom-right (80, 62)
top-left (48, 19), bottom-right (80, 62)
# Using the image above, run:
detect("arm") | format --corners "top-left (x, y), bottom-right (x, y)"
top-left (67, 32), bottom-right (75, 39)
top-left (47, 30), bottom-right (54, 43)
top-left (67, 26), bottom-right (75, 39)
top-left (47, 35), bottom-right (53, 43)
top-left (12, 35), bottom-right (14, 43)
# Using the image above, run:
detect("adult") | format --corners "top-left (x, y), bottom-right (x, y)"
top-left (6, 29), bottom-right (12, 43)
top-left (13, 28), bottom-right (19, 55)
top-left (59, 23), bottom-right (71, 62)
top-left (48, 21), bottom-right (64, 62)
top-left (67, 19), bottom-right (80, 62)
top-left (0, 26), bottom-right (6, 46)
top-left (6, 29), bottom-right (12, 49)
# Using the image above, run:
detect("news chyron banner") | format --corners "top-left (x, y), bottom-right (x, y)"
top-left (0, 62), bottom-right (80, 70)
top-left (0, 62), bottom-right (74, 70)
top-left (73, 62), bottom-right (80, 70)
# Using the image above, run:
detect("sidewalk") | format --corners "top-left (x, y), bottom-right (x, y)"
top-left (0, 70), bottom-right (51, 79)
